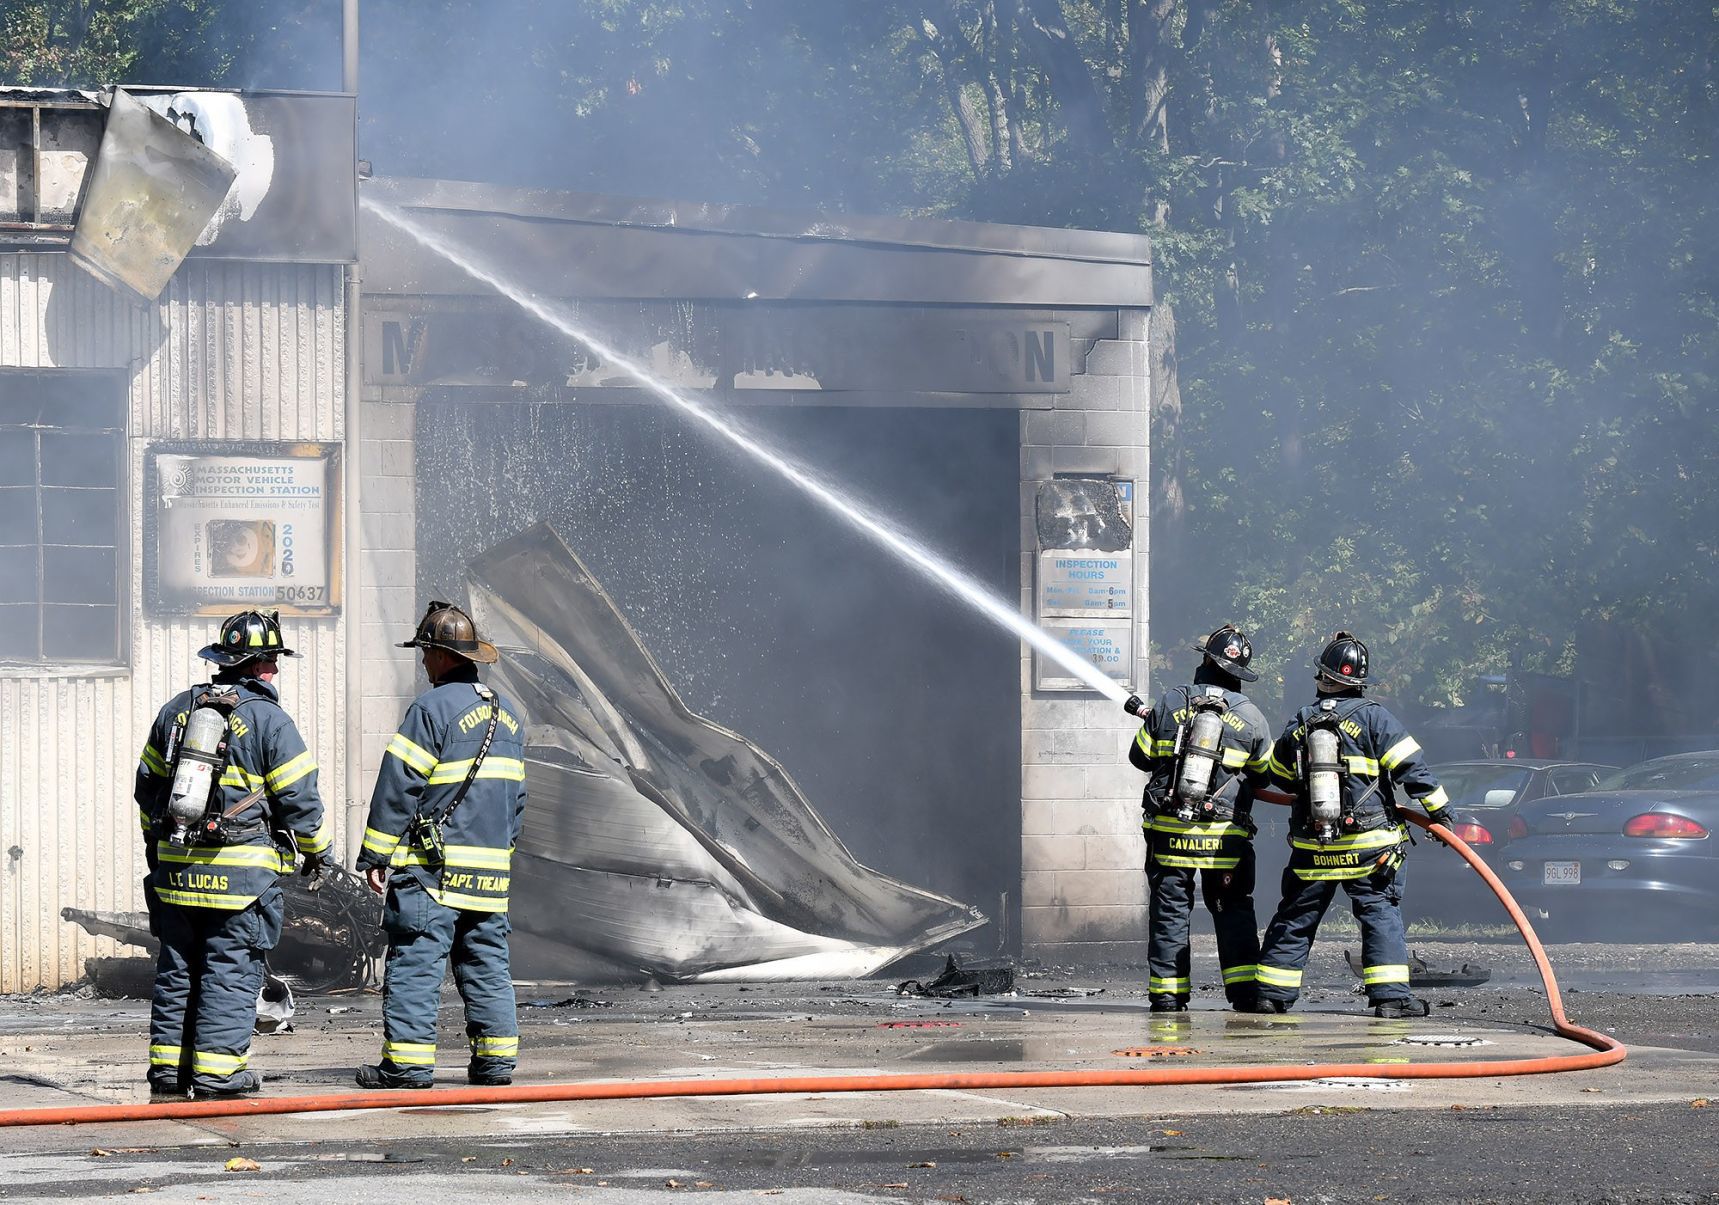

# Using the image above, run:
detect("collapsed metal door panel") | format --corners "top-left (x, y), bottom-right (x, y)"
top-left (467, 522), bottom-right (986, 982)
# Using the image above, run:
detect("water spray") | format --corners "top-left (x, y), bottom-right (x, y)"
top-left (362, 196), bottom-right (1132, 704)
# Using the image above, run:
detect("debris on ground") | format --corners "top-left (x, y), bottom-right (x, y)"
top-left (522, 994), bottom-right (614, 1009)
top-left (64, 866), bottom-right (385, 994)
top-left (896, 954), bottom-right (1015, 998)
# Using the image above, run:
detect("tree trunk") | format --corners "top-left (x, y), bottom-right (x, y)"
top-left (1149, 298), bottom-right (1187, 585)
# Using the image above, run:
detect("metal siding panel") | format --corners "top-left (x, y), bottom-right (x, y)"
top-left (0, 257), bottom-right (347, 991)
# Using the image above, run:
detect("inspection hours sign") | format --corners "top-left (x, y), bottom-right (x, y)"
top-left (146, 443), bottom-right (341, 616)
top-left (1032, 477), bottom-right (1137, 692)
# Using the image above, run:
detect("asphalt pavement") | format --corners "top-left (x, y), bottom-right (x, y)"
top-left (0, 936), bottom-right (1715, 1203)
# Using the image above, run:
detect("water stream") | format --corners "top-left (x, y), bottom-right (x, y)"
top-left (362, 196), bottom-right (1131, 702)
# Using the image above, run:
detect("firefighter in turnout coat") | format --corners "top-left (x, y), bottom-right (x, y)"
top-left (355, 601), bottom-right (527, 1088)
top-left (1126, 625), bottom-right (1275, 1012)
top-left (1253, 632), bottom-right (1455, 1017)
top-left (134, 611), bottom-right (331, 1098)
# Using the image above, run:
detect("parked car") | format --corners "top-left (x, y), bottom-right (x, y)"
top-left (1404, 759), bottom-right (1614, 923)
top-left (1498, 751), bottom-right (1719, 940)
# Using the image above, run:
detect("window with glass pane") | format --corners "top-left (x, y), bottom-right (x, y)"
top-left (0, 371), bottom-right (125, 665)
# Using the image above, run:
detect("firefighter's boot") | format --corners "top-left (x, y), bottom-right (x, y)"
top-left (1372, 995), bottom-right (1430, 1019)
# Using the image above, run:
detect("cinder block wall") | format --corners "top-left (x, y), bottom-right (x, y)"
top-left (1018, 308), bottom-right (1150, 966)
top-left (354, 391), bottom-right (421, 839)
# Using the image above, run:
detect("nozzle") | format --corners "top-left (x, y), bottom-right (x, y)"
top-left (1123, 694), bottom-right (1147, 718)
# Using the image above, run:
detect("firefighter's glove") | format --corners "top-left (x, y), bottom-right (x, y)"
top-left (1425, 811), bottom-right (1458, 846)
top-left (299, 851), bottom-right (329, 878)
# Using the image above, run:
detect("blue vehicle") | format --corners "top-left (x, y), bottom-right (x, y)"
top-left (1499, 751), bottom-right (1719, 940)
top-left (1402, 760), bottom-right (1612, 923)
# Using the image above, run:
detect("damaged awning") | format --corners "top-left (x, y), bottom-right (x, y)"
top-left (468, 523), bottom-right (987, 982)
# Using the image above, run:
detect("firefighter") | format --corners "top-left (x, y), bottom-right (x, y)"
top-left (1253, 631), bottom-right (1455, 1017)
top-left (1125, 625), bottom-right (1275, 1012)
top-left (355, 601), bottom-right (527, 1089)
top-left (133, 611), bottom-right (330, 1098)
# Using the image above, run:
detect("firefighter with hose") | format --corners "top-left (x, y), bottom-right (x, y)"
top-left (133, 610), bottom-right (331, 1098)
top-left (1123, 624), bottom-right (1276, 1013)
top-left (355, 601), bottom-right (527, 1089)
top-left (1252, 631), bottom-right (1456, 1017)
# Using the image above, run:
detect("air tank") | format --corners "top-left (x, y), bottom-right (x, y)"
top-left (1306, 725), bottom-right (1342, 839)
top-left (1174, 707), bottom-right (1225, 813)
top-left (166, 706), bottom-right (227, 840)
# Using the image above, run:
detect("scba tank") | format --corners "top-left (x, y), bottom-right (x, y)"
top-left (1306, 726), bottom-right (1342, 835)
top-left (166, 707), bottom-right (228, 836)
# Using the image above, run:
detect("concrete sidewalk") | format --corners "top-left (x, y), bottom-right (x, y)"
top-left (0, 964), bottom-right (1712, 1159)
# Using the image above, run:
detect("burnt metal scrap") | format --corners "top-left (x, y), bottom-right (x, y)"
top-left (63, 866), bottom-right (385, 994)
top-left (466, 522), bottom-right (987, 983)
top-left (896, 954), bottom-right (1016, 999)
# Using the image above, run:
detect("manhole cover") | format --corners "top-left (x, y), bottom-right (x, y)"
top-left (1394, 1034), bottom-right (1493, 1047)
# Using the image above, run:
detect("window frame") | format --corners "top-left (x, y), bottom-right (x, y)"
top-left (0, 368), bottom-right (129, 676)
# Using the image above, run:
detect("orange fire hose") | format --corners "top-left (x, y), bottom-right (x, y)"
top-left (0, 815), bottom-right (1621, 1128)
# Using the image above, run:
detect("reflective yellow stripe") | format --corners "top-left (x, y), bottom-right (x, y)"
top-left (1362, 965), bottom-right (1410, 984)
top-left (1135, 728), bottom-right (1153, 755)
top-left (1416, 786), bottom-right (1450, 810)
top-left (1295, 866), bottom-right (1376, 881)
top-left (425, 757), bottom-right (527, 785)
top-left (1255, 965), bottom-right (1303, 988)
top-left (362, 826), bottom-right (402, 856)
top-left (191, 1050), bottom-right (250, 1074)
top-left (440, 844), bottom-right (512, 870)
top-left (138, 806), bottom-right (152, 832)
top-left (1244, 752), bottom-right (1271, 771)
top-left (1222, 964), bottom-right (1259, 984)
top-left (156, 845), bottom-right (292, 871)
top-left (1148, 976), bottom-right (1189, 993)
top-left (154, 889), bottom-right (261, 908)
top-left (386, 734), bottom-right (436, 776)
top-left (383, 1040), bottom-right (437, 1066)
top-left (148, 1044), bottom-right (182, 1066)
top-left (1267, 754), bottom-right (1296, 783)
top-left (1380, 736), bottom-right (1421, 771)
top-left (1151, 740), bottom-right (1177, 756)
top-left (470, 1035), bottom-right (519, 1055)
top-left (140, 745), bottom-right (169, 776)
top-left (429, 886), bottom-right (509, 912)
top-left (295, 817), bottom-right (334, 855)
top-left (1290, 825), bottom-right (1406, 853)
top-left (220, 766), bottom-right (266, 790)
top-left (1154, 854), bottom-right (1242, 869)
top-left (1345, 756), bottom-right (1380, 775)
top-left (1151, 816), bottom-right (1249, 838)
top-left (266, 751), bottom-right (317, 791)
top-left (1222, 747), bottom-right (1250, 769)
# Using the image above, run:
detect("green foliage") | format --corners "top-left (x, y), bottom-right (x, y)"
top-left (5, 0), bottom-right (1713, 723)
top-left (0, 1), bottom-right (335, 88)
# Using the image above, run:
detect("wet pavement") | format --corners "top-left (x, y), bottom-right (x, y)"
top-left (0, 937), bottom-right (1715, 1201)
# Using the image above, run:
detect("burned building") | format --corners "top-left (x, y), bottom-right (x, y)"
top-left (0, 84), bottom-right (1154, 991)
top-left (0, 86), bottom-right (357, 994)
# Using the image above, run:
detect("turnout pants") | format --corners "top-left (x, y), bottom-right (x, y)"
top-left (147, 883), bottom-right (283, 1093)
top-left (376, 877), bottom-right (518, 1083)
top-left (1255, 856), bottom-right (1411, 1007)
top-left (1145, 839), bottom-right (1260, 1005)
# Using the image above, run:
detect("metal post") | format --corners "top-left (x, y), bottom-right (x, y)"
top-left (342, 0), bottom-right (366, 856)
top-left (343, 0), bottom-right (360, 95)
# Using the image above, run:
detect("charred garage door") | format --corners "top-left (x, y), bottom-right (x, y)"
top-left (414, 396), bottom-right (1023, 955)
